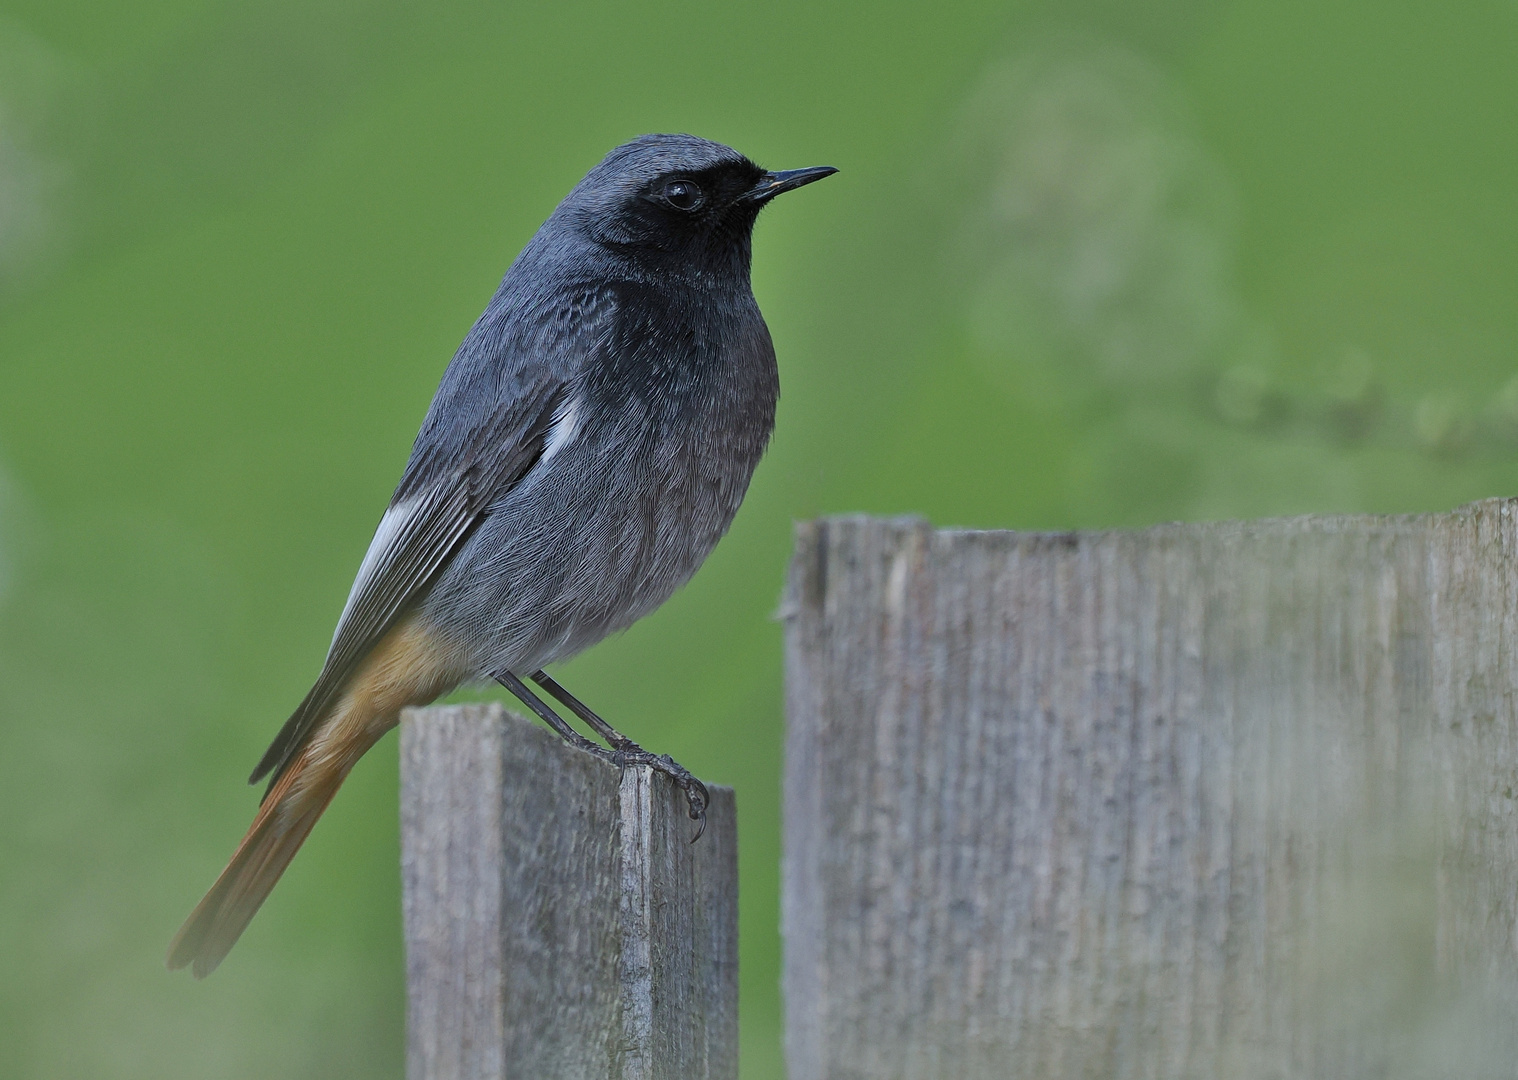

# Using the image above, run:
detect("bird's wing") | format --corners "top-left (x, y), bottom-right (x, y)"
top-left (248, 279), bottom-right (619, 792)
top-left (248, 366), bottom-right (573, 793)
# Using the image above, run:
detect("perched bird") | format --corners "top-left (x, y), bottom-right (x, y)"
top-left (167, 134), bottom-right (835, 978)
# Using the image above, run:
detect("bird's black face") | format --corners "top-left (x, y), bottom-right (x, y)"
top-left (607, 159), bottom-right (772, 277)
top-left (635, 159), bottom-right (767, 239)
top-left (574, 141), bottom-right (836, 281)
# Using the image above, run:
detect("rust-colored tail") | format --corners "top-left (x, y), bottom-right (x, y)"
top-left (169, 615), bottom-right (460, 977)
top-left (166, 750), bottom-right (355, 979)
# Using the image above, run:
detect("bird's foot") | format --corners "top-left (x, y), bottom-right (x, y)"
top-left (495, 669), bottom-right (710, 841)
top-left (604, 742), bottom-right (710, 843)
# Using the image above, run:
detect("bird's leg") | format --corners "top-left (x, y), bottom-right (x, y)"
top-left (495, 670), bottom-right (709, 841)
top-left (528, 670), bottom-right (709, 841)
top-left (495, 671), bottom-right (609, 755)
top-left (529, 670), bottom-right (636, 748)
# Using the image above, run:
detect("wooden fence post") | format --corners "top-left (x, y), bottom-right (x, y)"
top-left (400, 702), bottom-right (738, 1080)
top-left (783, 503), bottom-right (1518, 1080)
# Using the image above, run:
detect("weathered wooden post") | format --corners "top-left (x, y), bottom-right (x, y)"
top-left (783, 503), bottom-right (1518, 1079)
top-left (400, 702), bottom-right (738, 1080)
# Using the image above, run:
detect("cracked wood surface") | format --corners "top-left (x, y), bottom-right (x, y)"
top-left (783, 502), bottom-right (1518, 1079)
top-left (401, 702), bottom-right (737, 1080)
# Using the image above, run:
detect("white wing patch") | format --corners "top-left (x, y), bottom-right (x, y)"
top-left (540, 394), bottom-right (583, 464)
top-left (326, 393), bottom-right (578, 657)
top-left (333, 494), bottom-right (422, 648)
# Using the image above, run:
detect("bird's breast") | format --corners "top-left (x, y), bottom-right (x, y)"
top-left (422, 294), bottom-right (779, 674)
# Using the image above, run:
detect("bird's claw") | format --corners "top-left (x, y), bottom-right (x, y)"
top-left (605, 744), bottom-right (709, 843)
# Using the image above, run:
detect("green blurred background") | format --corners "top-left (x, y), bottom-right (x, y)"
top-left (1, 1), bottom-right (1516, 1076)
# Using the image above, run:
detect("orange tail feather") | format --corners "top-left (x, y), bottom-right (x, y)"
top-left (166, 753), bottom-right (351, 978)
top-left (169, 615), bottom-right (460, 977)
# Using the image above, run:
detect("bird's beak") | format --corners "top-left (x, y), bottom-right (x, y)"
top-left (741, 166), bottom-right (839, 204)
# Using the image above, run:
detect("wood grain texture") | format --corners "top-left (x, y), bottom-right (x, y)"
top-left (783, 502), bottom-right (1518, 1080)
top-left (401, 702), bottom-right (737, 1080)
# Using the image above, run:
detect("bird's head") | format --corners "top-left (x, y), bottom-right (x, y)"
top-left (556, 133), bottom-right (836, 282)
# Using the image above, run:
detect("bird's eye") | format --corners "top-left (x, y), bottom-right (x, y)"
top-left (661, 180), bottom-right (704, 211)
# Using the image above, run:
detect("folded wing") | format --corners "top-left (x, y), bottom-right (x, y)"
top-left (249, 372), bottom-right (570, 792)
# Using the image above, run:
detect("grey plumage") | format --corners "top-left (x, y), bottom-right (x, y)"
top-left (251, 133), bottom-right (830, 793)
top-left (173, 133), bottom-right (833, 978)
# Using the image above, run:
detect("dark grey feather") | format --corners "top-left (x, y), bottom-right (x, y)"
top-left (251, 133), bottom-right (826, 788)
top-left (249, 373), bottom-right (567, 789)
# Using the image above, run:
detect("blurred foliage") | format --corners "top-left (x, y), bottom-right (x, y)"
top-left (0, 0), bottom-right (1516, 1077)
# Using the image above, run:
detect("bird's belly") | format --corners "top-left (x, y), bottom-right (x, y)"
top-left (419, 428), bottom-right (760, 678)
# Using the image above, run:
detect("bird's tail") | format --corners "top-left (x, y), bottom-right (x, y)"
top-left (168, 615), bottom-right (461, 977)
top-left (166, 745), bottom-right (361, 979)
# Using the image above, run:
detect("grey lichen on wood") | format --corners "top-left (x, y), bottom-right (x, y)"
top-left (401, 702), bottom-right (736, 1080)
top-left (782, 501), bottom-right (1518, 1080)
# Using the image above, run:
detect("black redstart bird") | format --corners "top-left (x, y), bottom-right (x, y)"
top-left (167, 134), bottom-right (835, 977)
